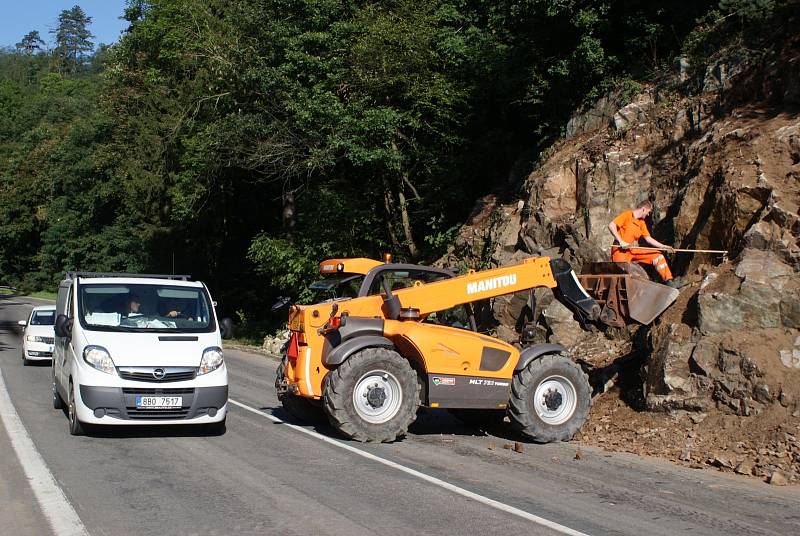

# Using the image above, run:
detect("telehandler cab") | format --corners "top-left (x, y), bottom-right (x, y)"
top-left (276, 256), bottom-right (677, 443)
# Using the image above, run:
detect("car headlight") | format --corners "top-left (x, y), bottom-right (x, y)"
top-left (199, 347), bottom-right (224, 375)
top-left (83, 346), bottom-right (116, 375)
top-left (26, 335), bottom-right (50, 343)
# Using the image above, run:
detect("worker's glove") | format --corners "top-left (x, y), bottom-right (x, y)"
top-left (617, 241), bottom-right (630, 250)
top-left (666, 246), bottom-right (676, 254)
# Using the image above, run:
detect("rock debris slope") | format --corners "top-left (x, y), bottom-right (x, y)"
top-left (441, 36), bottom-right (800, 483)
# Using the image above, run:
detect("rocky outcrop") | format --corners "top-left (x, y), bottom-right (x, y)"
top-left (440, 32), bottom-right (800, 481)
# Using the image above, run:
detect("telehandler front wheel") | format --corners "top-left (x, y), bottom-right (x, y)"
top-left (323, 347), bottom-right (420, 442)
top-left (275, 355), bottom-right (327, 424)
top-left (509, 354), bottom-right (591, 443)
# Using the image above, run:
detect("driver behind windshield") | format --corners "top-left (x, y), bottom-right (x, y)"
top-left (160, 299), bottom-right (193, 320)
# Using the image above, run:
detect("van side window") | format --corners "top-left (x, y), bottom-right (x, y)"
top-left (56, 284), bottom-right (72, 317)
top-left (66, 286), bottom-right (74, 317)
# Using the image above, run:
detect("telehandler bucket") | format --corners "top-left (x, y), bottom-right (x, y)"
top-left (577, 262), bottom-right (679, 327)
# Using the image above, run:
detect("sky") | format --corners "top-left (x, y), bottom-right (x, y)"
top-left (0, 1), bottom-right (129, 50)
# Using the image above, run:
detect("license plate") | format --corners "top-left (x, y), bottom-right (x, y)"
top-left (136, 396), bottom-right (182, 409)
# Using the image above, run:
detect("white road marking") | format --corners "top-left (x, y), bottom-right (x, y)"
top-left (0, 371), bottom-right (88, 536)
top-left (229, 398), bottom-right (591, 536)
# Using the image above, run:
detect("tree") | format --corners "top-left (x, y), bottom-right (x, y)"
top-left (51, 5), bottom-right (94, 74)
top-left (16, 31), bottom-right (46, 55)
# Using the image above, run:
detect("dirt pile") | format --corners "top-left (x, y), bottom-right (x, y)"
top-left (441, 34), bottom-right (800, 482)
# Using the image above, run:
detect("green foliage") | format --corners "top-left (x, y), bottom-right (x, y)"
top-left (1, 0), bottom-right (787, 338)
top-left (423, 215), bottom-right (460, 256)
top-left (16, 31), bottom-right (46, 55)
top-left (719, 0), bottom-right (776, 22)
top-left (247, 235), bottom-right (318, 301)
top-left (52, 5), bottom-right (95, 74)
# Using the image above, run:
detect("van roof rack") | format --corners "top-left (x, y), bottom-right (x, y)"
top-left (65, 272), bottom-right (191, 281)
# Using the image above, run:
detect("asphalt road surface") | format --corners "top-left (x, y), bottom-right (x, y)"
top-left (1, 295), bottom-right (799, 536)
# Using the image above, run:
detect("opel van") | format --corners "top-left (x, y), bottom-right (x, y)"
top-left (53, 272), bottom-right (231, 435)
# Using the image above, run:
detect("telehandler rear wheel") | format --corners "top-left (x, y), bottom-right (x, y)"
top-left (509, 354), bottom-right (591, 443)
top-left (323, 347), bottom-right (420, 442)
top-left (275, 355), bottom-right (327, 424)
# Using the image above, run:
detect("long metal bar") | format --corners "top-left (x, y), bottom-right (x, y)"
top-left (612, 246), bottom-right (728, 254)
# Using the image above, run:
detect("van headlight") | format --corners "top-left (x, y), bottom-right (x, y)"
top-left (83, 346), bottom-right (116, 375)
top-left (27, 335), bottom-right (47, 342)
top-left (199, 347), bottom-right (224, 375)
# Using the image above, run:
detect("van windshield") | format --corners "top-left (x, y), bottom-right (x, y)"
top-left (78, 284), bottom-right (214, 333)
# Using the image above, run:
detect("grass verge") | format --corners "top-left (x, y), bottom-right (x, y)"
top-left (28, 290), bottom-right (57, 300)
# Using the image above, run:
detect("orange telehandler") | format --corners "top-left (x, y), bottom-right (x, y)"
top-left (275, 256), bottom-right (677, 443)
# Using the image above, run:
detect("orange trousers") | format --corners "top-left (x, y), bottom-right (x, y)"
top-left (611, 247), bottom-right (673, 281)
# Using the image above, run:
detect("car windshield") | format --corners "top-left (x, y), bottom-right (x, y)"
top-left (30, 310), bottom-right (55, 326)
top-left (78, 283), bottom-right (213, 333)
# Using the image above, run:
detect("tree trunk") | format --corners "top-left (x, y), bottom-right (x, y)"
top-left (397, 180), bottom-right (418, 258)
top-left (382, 178), bottom-right (401, 251)
top-left (387, 141), bottom-right (419, 259)
top-left (282, 190), bottom-right (295, 244)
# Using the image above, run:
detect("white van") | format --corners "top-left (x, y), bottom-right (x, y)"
top-left (53, 272), bottom-right (231, 436)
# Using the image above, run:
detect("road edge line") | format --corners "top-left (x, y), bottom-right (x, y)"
top-left (229, 398), bottom-right (591, 536)
top-left (0, 370), bottom-right (89, 536)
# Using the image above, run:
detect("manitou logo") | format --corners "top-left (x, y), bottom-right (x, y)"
top-left (466, 274), bottom-right (517, 295)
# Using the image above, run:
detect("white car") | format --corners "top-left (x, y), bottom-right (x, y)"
top-left (52, 272), bottom-right (231, 436)
top-left (18, 306), bottom-right (56, 365)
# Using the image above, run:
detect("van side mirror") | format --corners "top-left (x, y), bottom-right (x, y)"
top-left (54, 314), bottom-right (72, 338)
top-left (17, 320), bottom-right (27, 327)
top-left (220, 317), bottom-right (234, 340)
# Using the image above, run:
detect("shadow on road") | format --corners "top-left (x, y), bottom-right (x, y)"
top-left (74, 419), bottom-right (225, 439)
top-left (263, 403), bottom-right (524, 443)
top-left (22, 360), bottom-right (51, 367)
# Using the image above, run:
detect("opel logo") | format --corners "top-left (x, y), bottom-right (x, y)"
top-left (152, 368), bottom-right (166, 380)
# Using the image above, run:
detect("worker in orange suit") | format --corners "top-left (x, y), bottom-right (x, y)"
top-left (608, 200), bottom-right (686, 288)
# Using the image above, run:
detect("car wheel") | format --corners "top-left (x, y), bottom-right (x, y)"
top-left (68, 380), bottom-right (85, 436)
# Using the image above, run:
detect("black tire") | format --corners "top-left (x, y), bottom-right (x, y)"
top-left (68, 380), bottom-right (86, 436)
top-left (275, 355), bottom-right (327, 424)
top-left (205, 418), bottom-right (227, 436)
top-left (509, 354), bottom-right (591, 443)
top-left (449, 408), bottom-right (507, 428)
top-left (323, 347), bottom-right (419, 442)
top-left (52, 373), bottom-right (64, 410)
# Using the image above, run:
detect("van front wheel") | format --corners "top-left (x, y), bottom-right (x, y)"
top-left (68, 380), bottom-right (85, 436)
top-left (52, 374), bottom-right (64, 410)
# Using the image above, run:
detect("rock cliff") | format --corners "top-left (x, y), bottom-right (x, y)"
top-left (442, 34), bottom-right (800, 482)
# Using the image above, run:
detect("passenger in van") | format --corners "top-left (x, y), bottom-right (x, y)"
top-left (124, 294), bottom-right (143, 317)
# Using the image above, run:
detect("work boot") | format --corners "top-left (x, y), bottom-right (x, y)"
top-left (666, 278), bottom-right (688, 289)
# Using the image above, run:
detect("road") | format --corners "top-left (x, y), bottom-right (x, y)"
top-left (1, 295), bottom-right (798, 536)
